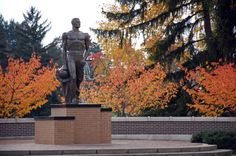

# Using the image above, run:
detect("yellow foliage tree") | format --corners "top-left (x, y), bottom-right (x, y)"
top-left (0, 55), bottom-right (60, 118)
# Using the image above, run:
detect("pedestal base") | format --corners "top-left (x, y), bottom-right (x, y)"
top-left (35, 116), bottom-right (75, 144)
top-left (34, 103), bottom-right (112, 145)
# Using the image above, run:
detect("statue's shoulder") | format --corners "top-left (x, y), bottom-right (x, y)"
top-left (81, 32), bottom-right (90, 39)
top-left (62, 32), bottom-right (68, 40)
top-left (63, 31), bottom-right (76, 39)
top-left (65, 30), bottom-right (75, 36)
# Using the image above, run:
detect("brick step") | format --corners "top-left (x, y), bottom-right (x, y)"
top-left (0, 144), bottom-right (232, 156)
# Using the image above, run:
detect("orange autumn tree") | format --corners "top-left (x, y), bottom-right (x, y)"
top-left (183, 63), bottom-right (236, 116)
top-left (81, 62), bottom-right (178, 116)
top-left (0, 55), bottom-right (60, 118)
top-left (81, 63), bottom-right (143, 116)
top-left (81, 43), bottom-right (143, 115)
top-left (127, 64), bottom-right (178, 115)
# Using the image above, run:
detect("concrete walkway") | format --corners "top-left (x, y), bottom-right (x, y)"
top-left (0, 139), bottom-right (232, 156)
top-left (0, 139), bottom-right (204, 150)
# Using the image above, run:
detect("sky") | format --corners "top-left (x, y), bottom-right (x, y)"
top-left (0, 0), bottom-right (112, 45)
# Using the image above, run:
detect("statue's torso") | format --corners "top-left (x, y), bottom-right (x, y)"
top-left (65, 31), bottom-right (89, 52)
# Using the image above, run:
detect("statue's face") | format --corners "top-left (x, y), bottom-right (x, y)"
top-left (72, 18), bottom-right (80, 29)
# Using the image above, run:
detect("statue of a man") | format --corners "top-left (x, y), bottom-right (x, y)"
top-left (58, 18), bottom-right (90, 103)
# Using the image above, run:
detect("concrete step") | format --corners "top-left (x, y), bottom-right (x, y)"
top-left (87, 149), bottom-right (232, 156)
top-left (0, 145), bottom-right (232, 156)
top-left (16, 149), bottom-right (233, 156)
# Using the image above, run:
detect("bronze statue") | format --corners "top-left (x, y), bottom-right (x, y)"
top-left (57, 18), bottom-right (90, 103)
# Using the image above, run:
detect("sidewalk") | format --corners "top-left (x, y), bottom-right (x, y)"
top-left (0, 139), bottom-right (204, 150)
top-left (0, 139), bottom-right (232, 156)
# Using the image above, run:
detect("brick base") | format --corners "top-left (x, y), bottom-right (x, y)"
top-left (34, 104), bottom-right (112, 145)
top-left (35, 116), bottom-right (74, 144)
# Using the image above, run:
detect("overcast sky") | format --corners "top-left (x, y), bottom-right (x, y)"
top-left (0, 0), bottom-right (112, 45)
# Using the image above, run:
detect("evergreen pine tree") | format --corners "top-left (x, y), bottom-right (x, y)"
top-left (92, 0), bottom-right (236, 69)
top-left (16, 7), bottom-right (50, 60)
top-left (16, 6), bottom-right (59, 65)
top-left (91, 0), bottom-right (236, 116)
top-left (0, 15), bottom-right (19, 68)
top-left (0, 15), bottom-right (7, 53)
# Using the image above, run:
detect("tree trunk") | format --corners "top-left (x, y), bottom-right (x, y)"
top-left (121, 102), bottom-right (126, 117)
top-left (202, 0), bottom-right (217, 61)
top-left (215, 0), bottom-right (236, 62)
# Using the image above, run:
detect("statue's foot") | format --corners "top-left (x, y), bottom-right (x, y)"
top-left (78, 99), bottom-right (84, 103)
top-left (71, 98), bottom-right (78, 104)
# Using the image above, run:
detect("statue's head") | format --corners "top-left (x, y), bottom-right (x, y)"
top-left (71, 18), bottom-right (80, 29)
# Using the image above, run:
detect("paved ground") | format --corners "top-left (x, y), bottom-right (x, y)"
top-left (0, 139), bottom-right (206, 151)
top-left (0, 139), bottom-right (234, 156)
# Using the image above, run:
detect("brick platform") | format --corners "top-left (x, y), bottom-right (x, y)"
top-left (100, 108), bottom-right (112, 143)
top-left (34, 104), bottom-right (112, 145)
top-left (35, 116), bottom-right (75, 144)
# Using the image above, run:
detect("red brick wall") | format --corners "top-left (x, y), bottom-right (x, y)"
top-left (0, 117), bottom-right (235, 138)
top-left (112, 121), bottom-right (236, 134)
top-left (0, 119), bottom-right (34, 137)
top-left (112, 117), bottom-right (236, 135)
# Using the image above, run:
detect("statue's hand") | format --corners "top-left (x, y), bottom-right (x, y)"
top-left (81, 58), bottom-right (87, 65)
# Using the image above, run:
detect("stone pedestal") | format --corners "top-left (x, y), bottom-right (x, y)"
top-left (34, 104), bottom-right (112, 145)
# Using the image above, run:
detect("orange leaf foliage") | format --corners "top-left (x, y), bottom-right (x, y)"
top-left (0, 55), bottom-right (60, 118)
top-left (184, 63), bottom-right (236, 116)
top-left (126, 64), bottom-right (178, 114)
top-left (81, 63), bottom-right (178, 116)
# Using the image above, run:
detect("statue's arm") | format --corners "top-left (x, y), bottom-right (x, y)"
top-left (85, 33), bottom-right (91, 51)
top-left (84, 33), bottom-right (91, 59)
top-left (62, 32), bottom-right (67, 65)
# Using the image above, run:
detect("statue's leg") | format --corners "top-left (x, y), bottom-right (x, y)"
top-left (63, 82), bottom-right (71, 103)
top-left (67, 54), bottom-right (77, 103)
top-left (75, 60), bottom-right (85, 98)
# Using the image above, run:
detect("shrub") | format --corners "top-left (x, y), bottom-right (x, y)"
top-left (191, 131), bottom-right (236, 149)
top-left (191, 132), bottom-right (205, 143)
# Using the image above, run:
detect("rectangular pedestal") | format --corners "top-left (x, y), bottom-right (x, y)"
top-left (100, 109), bottom-right (112, 143)
top-left (51, 104), bottom-right (111, 144)
top-left (68, 107), bottom-right (101, 144)
top-left (35, 116), bottom-right (74, 144)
